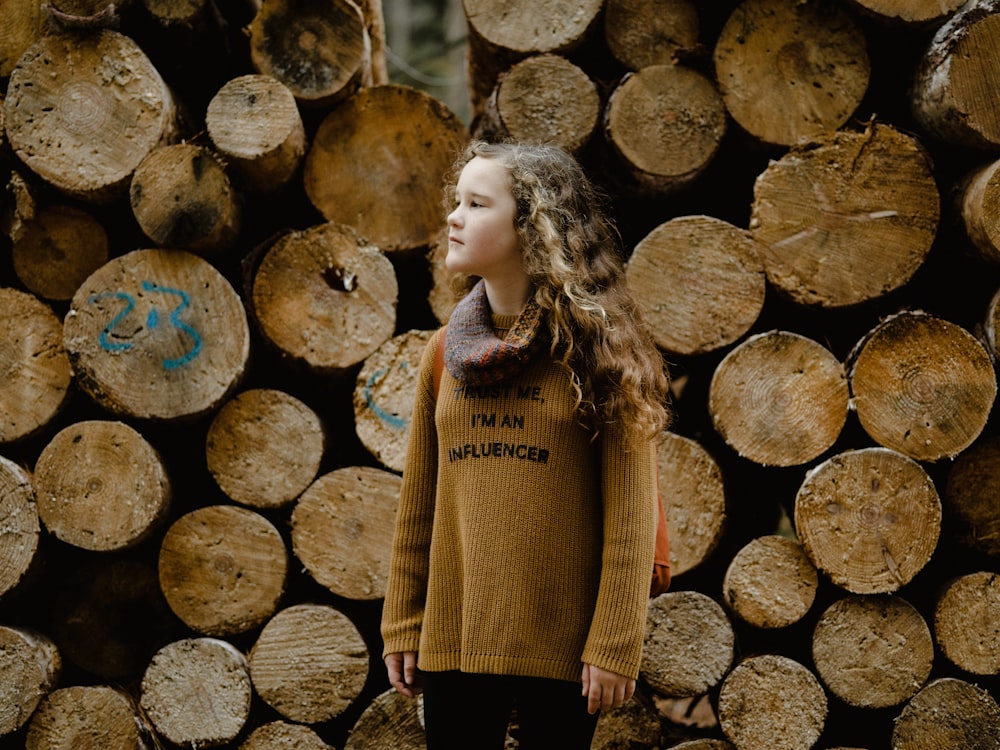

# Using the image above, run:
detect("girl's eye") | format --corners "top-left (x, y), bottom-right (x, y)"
top-left (471, 201), bottom-right (484, 208)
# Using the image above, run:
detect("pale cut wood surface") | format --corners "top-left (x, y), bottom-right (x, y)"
top-left (794, 447), bottom-right (941, 594)
top-left (139, 637), bottom-right (252, 747)
top-left (0, 287), bottom-right (72, 443)
top-left (603, 0), bottom-right (699, 71)
top-left (206, 388), bottom-right (325, 509)
top-left (848, 310), bottom-right (996, 462)
top-left (0, 626), bottom-right (61, 736)
top-left (65, 249), bottom-right (250, 420)
top-left (240, 720), bottom-right (332, 750)
top-left (722, 534), bottom-right (818, 629)
top-left (718, 654), bottom-right (828, 750)
top-left (959, 156), bottom-right (1000, 266)
top-left (750, 123), bottom-right (940, 308)
top-left (849, 0), bottom-right (965, 25)
top-left (25, 685), bottom-right (146, 750)
top-left (343, 689), bottom-right (427, 750)
top-left (626, 215), bottom-right (766, 357)
top-left (248, 603), bottom-right (369, 724)
top-left (891, 678), bottom-right (1000, 748)
top-left (642, 590), bottom-right (735, 698)
top-left (713, 0), bottom-right (869, 147)
top-left (291, 465), bottom-right (402, 600)
top-left (33, 420), bottom-right (171, 551)
top-left (158, 504), bottom-right (287, 636)
top-left (933, 571), bottom-right (1000, 676)
top-left (709, 330), bottom-right (849, 467)
top-left (0, 454), bottom-right (38, 599)
top-left (250, 221), bottom-right (398, 373)
top-left (812, 594), bottom-right (933, 709)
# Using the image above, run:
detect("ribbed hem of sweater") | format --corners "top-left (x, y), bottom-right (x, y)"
top-left (419, 649), bottom-right (583, 684)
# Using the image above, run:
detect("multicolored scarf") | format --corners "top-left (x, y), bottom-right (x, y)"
top-left (444, 279), bottom-right (547, 386)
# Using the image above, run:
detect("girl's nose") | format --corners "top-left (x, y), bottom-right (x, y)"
top-left (447, 208), bottom-right (461, 227)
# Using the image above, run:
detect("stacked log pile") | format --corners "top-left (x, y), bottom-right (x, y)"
top-left (2, 0), bottom-right (1000, 748)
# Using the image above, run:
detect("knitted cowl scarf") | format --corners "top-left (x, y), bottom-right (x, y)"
top-left (444, 279), bottom-right (548, 386)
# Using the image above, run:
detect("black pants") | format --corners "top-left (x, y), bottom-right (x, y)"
top-left (421, 670), bottom-right (600, 750)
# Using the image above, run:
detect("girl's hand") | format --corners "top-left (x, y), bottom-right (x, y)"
top-left (385, 651), bottom-right (422, 698)
top-left (581, 663), bottom-right (636, 715)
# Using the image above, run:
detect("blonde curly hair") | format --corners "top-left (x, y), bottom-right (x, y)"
top-left (445, 140), bottom-right (671, 437)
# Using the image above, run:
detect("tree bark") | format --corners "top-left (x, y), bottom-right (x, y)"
top-left (4, 29), bottom-right (178, 203)
top-left (64, 248), bottom-right (250, 421)
top-left (353, 329), bottom-right (434, 473)
top-left (0, 454), bottom-right (39, 600)
top-left (657, 431), bottom-right (727, 579)
top-left (158, 504), bottom-right (288, 636)
top-left (603, 64), bottom-right (727, 195)
top-left (248, 0), bottom-right (372, 108)
top-left (722, 535), bottom-right (818, 629)
top-left (933, 571), bottom-right (1000, 676)
top-left (249, 221), bottom-right (398, 374)
top-left (847, 310), bottom-right (996, 462)
top-left (205, 73), bottom-right (306, 193)
top-left (603, 0), bottom-right (700, 71)
top-left (291, 465), bottom-right (402, 600)
top-left (472, 54), bottom-right (600, 155)
top-left (33, 420), bottom-right (171, 551)
top-left (943, 433), bottom-right (1000, 558)
top-left (24, 685), bottom-right (150, 750)
top-left (626, 215), bottom-right (766, 357)
top-left (812, 594), bottom-right (933, 709)
top-left (248, 603), bottom-right (369, 724)
top-left (713, 0), bottom-right (870, 147)
top-left (9, 204), bottom-right (109, 302)
top-left (794, 447), bottom-right (941, 594)
top-left (641, 590), bottom-right (735, 698)
top-left (709, 330), bottom-right (849, 467)
top-left (0, 625), bottom-right (61, 737)
top-left (139, 637), bottom-right (252, 747)
top-left (749, 123), bottom-right (940, 308)
top-left (891, 678), bottom-right (1000, 748)
top-left (0, 287), bottom-right (72, 444)
top-left (717, 654), bottom-right (828, 750)
top-left (911, 0), bottom-right (1000, 150)
top-left (241, 721), bottom-right (333, 750)
top-left (206, 388), bottom-right (326, 510)
top-left (129, 143), bottom-right (241, 254)
top-left (303, 84), bottom-right (468, 253)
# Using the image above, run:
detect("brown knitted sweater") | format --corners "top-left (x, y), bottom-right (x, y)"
top-left (380, 319), bottom-right (658, 682)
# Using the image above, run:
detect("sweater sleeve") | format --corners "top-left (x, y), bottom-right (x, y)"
top-left (580, 425), bottom-right (659, 679)
top-left (380, 329), bottom-right (442, 657)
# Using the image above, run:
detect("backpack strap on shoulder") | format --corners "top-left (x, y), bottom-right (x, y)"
top-left (433, 326), bottom-right (447, 402)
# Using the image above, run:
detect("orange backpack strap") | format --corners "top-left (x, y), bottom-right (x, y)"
top-left (433, 326), bottom-right (447, 402)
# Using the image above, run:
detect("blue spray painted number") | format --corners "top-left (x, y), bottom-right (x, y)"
top-left (88, 281), bottom-right (203, 370)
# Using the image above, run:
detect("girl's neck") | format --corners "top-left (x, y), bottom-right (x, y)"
top-left (483, 276), bottom-right (532, 316)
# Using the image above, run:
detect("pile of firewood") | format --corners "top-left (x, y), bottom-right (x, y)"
top-left (2, 0), bottom-right (1000, 748)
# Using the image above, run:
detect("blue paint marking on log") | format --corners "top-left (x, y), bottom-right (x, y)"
top-left (364, 366), bottom-right (406, 429)
top-left (141, 281), bottom-right (203, 370)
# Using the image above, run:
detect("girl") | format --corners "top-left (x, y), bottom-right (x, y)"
top-left (381, 140), bottom-right (670, 749)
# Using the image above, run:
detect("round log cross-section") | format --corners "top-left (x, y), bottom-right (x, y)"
top-left (206, 388), bottom-right (325, 509)
top-left (249, 0), bottom-right (371, 107)
top-left (713, 0), bottom-right (870, 147)
top-left (722, 535), bottom-right (818, 629)
top-left (0, 625), bottom-right (61, 737)
top-left (603, 0), bottom-right (700, 71)
top-left (641, 590), bottom-right (735, 698)
top-left (248, 603), bottom-right (369, 724)
top-left (291, 466), bottom-right (402, 600)
top-left (33, 420), bottom-right (171, 552)
top-left (303, 84), bottom-right (467, 253)
top-left (848, 310), bottom-right (997, 462)
top-left (811, 594), bottom-right (933, 709)
top-left (933, 571), bottom-right (1000, 676)
top-left (794, 447), bottom-right (941, 594)
top-left (891, 678), bottom-right (1000, 748)
top-left (604, 64), bottom-right (727, 194)
top-left (158, 505), bottom-right (288, 636)
top-left (240, 721), bottom-right (331, 750)
top-left (129, 143), bottom-right (241, 254)
top-left (717, 654), bottom-right (828, 750)
top-left (205, 74), bottom-right (306, 192)
top-left (0, 287), bottom-right (72, 444)
top-left (64, 248), bottom-right (250, 421)
top-left (750, 124), bottom-right (940, 308)
top-left (251, 221), bottom-right (398, 374)
top-left (626, 215), bottom-right (766, 357)
top-left (958, 157), bottom-right (1000, 266)
top-left (709, 330), bottom-right (849, 467)
top-left (25, 685), bottom-right (147, 750)
top-left (343, 689), bottom-right (427, 750)
top-left (0, 454), bottom-right (39, 600)
top-left (354, 329), bottom-right (434, 473)
top-left (139, 637), bottom-right (252, 748)
top-left (3, 29), bottom-right (177, 203)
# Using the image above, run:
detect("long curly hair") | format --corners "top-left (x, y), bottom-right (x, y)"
top-left (445, 140), bottom-right (671, 437)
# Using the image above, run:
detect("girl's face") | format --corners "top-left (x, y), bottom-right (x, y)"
top-left (445, 156), bottom-right (523, 284)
